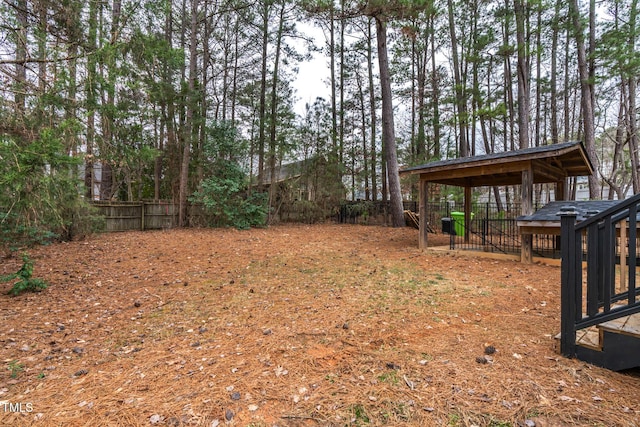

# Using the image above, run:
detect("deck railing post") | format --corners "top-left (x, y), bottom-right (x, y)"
top-left (587, 223), bottom-right (600, 316)
top-left (629, 204), bottom-right (638, 304)
top-left (560, 212), bottom-right (578, 357)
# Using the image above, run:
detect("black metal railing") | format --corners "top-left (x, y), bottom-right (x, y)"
top-left (446, 218), bottom-right (520, 254)
top-left (447, 216), bottom-right (561, 257)
top-left (560, 193), bottom-right (640, 358)
top-left (439, 202), bottom-right (550, 255)
top-left (338, 200), bottom-right (562, 257)
top-left (337, 200), bottom-right (419, 224)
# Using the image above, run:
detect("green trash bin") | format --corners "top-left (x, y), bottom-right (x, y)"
top-left (451, 211), bottom-right (474, 236)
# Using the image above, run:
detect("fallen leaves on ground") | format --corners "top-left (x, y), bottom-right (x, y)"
top-left (1, 224), bottom-right (639, 426)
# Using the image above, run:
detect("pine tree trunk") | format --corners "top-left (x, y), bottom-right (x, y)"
top-left (627, 0), bottom-right (639, 192)
top-left (267, 2), bottom-right (286, 223)
top-left (100, 0), bottom-right (121, 200)
top-left (36, 4), bottom-right (47, 95)
top-left (367, 19), bottom-right (378, 201)
top-left (514, 0), bottom-right (530, 150)
top-left (179, 0), bottom-right (198, 226)
top-left (85, 0), bottom-right (98, 200)
top-left (550, 0), bottom-right (560, 145)
top-left (14, 0), bottom-right (27, 116)
top-left (230, 17), bottom-right (240, 124)
top-left (563, 27), bottom-right (571, 141)
top-left (534, 4), bottom-right (542, 148)
top-left (430, 10), bottom-right (441, 158)
top-left (447, 0), bottom-right (468, 157)
top-left (339, 0), bottom-right (346, 164)
top-left (569, 0), bottom-right (600, 198)
top-left (416, 38), bottom-right (427, 164)
top-left (163, 3), bottom-right (177, 202)
top-left (257, 2), bottom-right (269, 184)
top-left (375, 16), bottom-right (404, 227)
top-left (330, 6), bottom-right (337, 152)
top-left (357, 69), bottom-right (370, 201)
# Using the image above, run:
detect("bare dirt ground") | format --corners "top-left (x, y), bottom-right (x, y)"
top-left (1, 224), bottom-right (639, 427)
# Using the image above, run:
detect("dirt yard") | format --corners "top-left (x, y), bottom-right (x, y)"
top-left (1, 224), bottom-right (639, 426)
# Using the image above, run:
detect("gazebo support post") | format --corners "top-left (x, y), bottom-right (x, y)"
top-left (521, 167), bottom-right (534, 263)
top-left (556, 178), bottom-right (567, 201)
top-left (555, 178), bottom-right (567, 250)
top-left (464, 186), bottom-right (472, 243)
top-left (419, 178), bottom-right (429, 250)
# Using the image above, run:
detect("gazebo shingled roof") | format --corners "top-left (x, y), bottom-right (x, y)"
top-left (399, 141), bottom-right (594, 187)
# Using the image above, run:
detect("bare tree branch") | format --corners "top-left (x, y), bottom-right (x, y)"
top-left (0, 55), bottom-right (85, 65)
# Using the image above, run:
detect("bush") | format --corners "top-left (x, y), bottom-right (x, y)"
top-left (0, 212), bottom-right (58, 250)
top-left (339, 200), bottom-right (378, 223)
top-left (0, 129), bottom-right (102, 252)
top-left (63, 200), bottom-right (106, 240)
top-left (191, 175), bottom-right (268, 229)
top-left (190, 122), bottom-right (267, 230)
top-left (1, 254), bottom-right (48, 296)
top-left (287, 200), bottom-right (327, 223)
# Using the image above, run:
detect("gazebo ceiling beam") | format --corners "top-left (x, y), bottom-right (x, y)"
top-left (533, 159), bottom-right (567, 181)
top-left (418, 161), bottom-right (531, 184)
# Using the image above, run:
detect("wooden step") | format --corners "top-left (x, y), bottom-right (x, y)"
top-left (403, 210), bottom-right (435, 232)
top-left (598, 311), bottom-right (640, 337)
top-left (576, 312), bottom-right (640, 370)
top-left (575, 327), bottom-right (601, 350)
top-left (403, 210), bottom-right (419, 229)
top-left (554, 328), bottom-right (601, 351)
top-left (557, 311), bottom-right (640, 351)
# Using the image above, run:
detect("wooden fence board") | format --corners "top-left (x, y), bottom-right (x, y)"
top-left (92, 201), bottom-right (178, 232)
top-left (144, 202), bottom-right (178, 229)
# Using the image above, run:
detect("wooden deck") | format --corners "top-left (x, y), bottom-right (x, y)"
top-left (599, 312), bottom-right (640, 337)
top-left (575, 327), bottom-right (601, 350)
top-left (556, 311), bottom-right (640, 353)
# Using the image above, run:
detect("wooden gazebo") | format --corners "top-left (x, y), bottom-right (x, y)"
top-left (399, 141), bottom-right (594, 262)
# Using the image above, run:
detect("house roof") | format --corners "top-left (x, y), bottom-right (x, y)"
top-left (399, 141), bottom-right (594, 187)
top-left (259, 157), bottom-right (323, 185)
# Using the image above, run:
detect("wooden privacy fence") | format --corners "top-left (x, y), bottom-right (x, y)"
top-left (92, 201), bottom-right (179, 232)
top-left (93, 199), bottom-right (423, 232)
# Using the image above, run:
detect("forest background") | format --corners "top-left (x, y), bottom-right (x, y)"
top-left (0, 0), bottom-right (638, 245)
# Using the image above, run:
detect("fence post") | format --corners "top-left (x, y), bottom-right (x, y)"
top-left (141, 202), bottom-right (145, 231)
top-left (560, 212), bottom-right (578, 357)
top-left (483, 203), bottom-right (489, 247)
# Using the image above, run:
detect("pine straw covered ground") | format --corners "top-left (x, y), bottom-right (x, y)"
top-left (1, 224), bottom-right (639, 427)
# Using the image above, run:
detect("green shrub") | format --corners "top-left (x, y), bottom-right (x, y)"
top-left (190, 164), bottom-right (268, 229)
top-left (344, 200), bottom-right (375, 217)
top-left (190, 122), bottom-right (267, 229)
top-left (0, 129), bottom-right (103, 252)
top-left (7, 360), bottom-right (23, 378)
top-left (0, 212), bottom-right (58, 250)
top-left (1, 254), bottom-right (48, 296)
top-left (289, 200), bottom-right (327, 223)
top-left (64, 201), bottom-right (106, 239)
